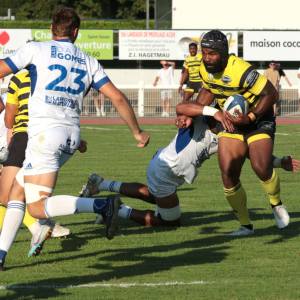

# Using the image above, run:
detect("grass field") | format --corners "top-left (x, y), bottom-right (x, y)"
top-left (0, 123), bottom-right (300, 300)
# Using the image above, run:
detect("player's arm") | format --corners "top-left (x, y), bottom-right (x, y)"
top-left (0, 60), bottom-right (14, 79)
top-left (179, 68), bottom-right (189, 93)
top-left (0, 97), bottom-right (5, 114)
top-left (272, 155), bottom-right (299, 173)
top-left (99, 82), bottom-right (149, 147)
top-left (176, 101), bottom-right (233, 131)
top-left (5, 103), bottom-right (18, 129)
top-left (77, 140), bottom-right (87, 153)
top-left (195, 86), bottom-right (215, 106)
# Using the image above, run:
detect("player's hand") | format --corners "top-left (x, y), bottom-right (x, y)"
top-left (281, 156), bottom-right (300, 173)
top-left (224, 109), bottom-right (250, 125)
top-left (289, 83), bottom-right (292, 87)
top-left (178, 86), bottom-right (182, 94)
top-left (175, 115), bottom-right (193, 129)
top-left (77, 140), bottom-right (87, 153)
top-left (153, 83), bottom-right (157, 87)
top-left (213, 111), bottom-right (234, 132)
top-left (134, 130), bottom-right (150, 147)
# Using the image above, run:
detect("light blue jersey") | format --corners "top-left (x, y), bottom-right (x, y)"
top-left (4, 39), bottom-right (109, 137)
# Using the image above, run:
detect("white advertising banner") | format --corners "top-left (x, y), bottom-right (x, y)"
top-left (244, 31), bottom-right (300, 61)
top-left (119, 30), bottom-right (238, 60)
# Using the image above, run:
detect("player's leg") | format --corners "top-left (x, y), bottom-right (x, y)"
top-left (218, 136), bottom-right (253, 235)
top-left (183, 90), bottom-right (194, 101)
top-left (165, 90), bottom-right (172, 116)
top-left (248, 136), bottom-right (289, 228)
top-left (128, 192), bottom-right (181, 227)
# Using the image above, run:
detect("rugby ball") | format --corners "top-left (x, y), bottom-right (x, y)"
top-left (223, 94), bottom-right (249, 118)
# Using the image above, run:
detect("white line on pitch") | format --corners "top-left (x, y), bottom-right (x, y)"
top-left (81, 126), bottom-right (177, 132)
top-left (0, 281), bottom-right (213, 290)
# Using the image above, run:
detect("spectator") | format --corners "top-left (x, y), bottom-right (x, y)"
top-left (153, 61), bottom-right (175, 117)
top-left (275, 62), bottom-right (292, 87)
top-left (263, 60), bottom-right (280, 116)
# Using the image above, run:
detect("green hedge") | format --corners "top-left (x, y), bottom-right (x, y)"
top-left (0, 20), bottom-right (155, 29)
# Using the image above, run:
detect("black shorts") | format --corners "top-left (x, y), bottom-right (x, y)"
top-left (185, 81), bottom-right (202, 94)
top-left (3, 132), bottom-right (28, 168)
top-left (216, 108), bottom-right (276, 145)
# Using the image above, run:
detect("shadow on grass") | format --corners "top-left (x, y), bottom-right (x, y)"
top-left (0, 236), bottom-right (229, 299)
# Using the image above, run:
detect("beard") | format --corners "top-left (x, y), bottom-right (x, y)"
top-left (203, 58), bottom-right (223, 74)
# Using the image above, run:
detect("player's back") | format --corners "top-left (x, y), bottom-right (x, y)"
top-left (160, 116), bottom-right (218, 184)
top-left (5, 40), bottom-right (109, 137)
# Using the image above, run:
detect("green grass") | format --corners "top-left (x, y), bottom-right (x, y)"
top-left (0, 123), bottom-right (300, 300)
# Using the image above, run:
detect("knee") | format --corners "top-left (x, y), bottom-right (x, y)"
top-left (221, 166), bottom-right (240, 187)
top-left (252, 163), bottom-right (273, 181)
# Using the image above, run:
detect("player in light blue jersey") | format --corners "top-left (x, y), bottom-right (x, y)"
top-left (0, 7), bottom-right (149, 271)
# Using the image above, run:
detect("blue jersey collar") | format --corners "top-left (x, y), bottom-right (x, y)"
top-left (54, 38), bottom-right (74, 44)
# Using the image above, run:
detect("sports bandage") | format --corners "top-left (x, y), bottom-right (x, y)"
top-left (203, 106), bottom-right (219, 117)
top-left (273, 157), bottom-right (282, 168)
top-left (24, 183), bottom-right (53, 204)
top-left (154, 205), bottom-right (181, 221)
top-left (15, 168), bottom-right (24, 188)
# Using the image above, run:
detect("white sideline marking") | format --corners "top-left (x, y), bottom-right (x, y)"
top-left (81, 126), bottom-right (177, 132)
top-left (0, 281), bottom-right (213, 290)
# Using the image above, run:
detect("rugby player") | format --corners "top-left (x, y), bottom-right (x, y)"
top-left (178, 43), bottom-right (203, 101)
top-left (196, 30), bottom-right (287, 235)
top-left (0, 72), bottom-right (72, 246)
top-left (0, 7), bottom-right (149, 270)
top-left (79, 102), bottom-right (299, 228)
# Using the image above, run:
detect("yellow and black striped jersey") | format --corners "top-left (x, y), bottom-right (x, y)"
top-left (7, 71), bottom-right (30, 134)
top-left (199, 55), bottom-right (267, 112)
top-left (185, 53), bottom-right (202, 82)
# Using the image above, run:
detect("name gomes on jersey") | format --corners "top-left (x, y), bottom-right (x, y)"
top-left (51, 46), bottom-right (86, 65)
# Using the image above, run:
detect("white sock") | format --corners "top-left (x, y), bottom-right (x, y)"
top-left (0, 201), bottom-right (25, 252)
top-left (118, 204), bottom-right (132, 219)
top-left (44, 195), bottom-right (106, 218)
top-left (96, 107), bottom-right (100, 113)
top-left (101, 106), bottom-right (105, 111)
top-left (28, 221), bottom-right (41, 235)
top-left (99, 180), bottom-right (122, 193)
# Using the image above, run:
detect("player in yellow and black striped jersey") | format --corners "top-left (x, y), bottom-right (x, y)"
top-left (196, 30), bottom-right (288, 236)
top-left (178, 43), bottom-right (203, 101)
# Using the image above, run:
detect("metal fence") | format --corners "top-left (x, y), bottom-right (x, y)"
top-left (0, 84), bottom-right (299, 118)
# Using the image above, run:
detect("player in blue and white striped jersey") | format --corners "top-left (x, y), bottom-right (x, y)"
top-left (0, 7), bottom-right (149, 270)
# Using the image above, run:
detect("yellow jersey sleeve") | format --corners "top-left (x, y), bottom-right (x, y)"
top-left (7, 76), bottom-right (20, 106)
top-left (237, 60), bottom-right (267, 96)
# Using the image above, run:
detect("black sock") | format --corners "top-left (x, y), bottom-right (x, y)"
top-left (242, 224), bottom-right (253, 230)
top-left (271, 201), bottom-right (282, 208)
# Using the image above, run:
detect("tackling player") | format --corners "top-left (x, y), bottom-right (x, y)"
top-left (178, 43), bottom-right (203, 101)
top-left (196, 30), bottom-right (287, 235)
top-left (79, 102), bottom-right (299, 228)
top-left (0, 7), bottom-right (149, 270)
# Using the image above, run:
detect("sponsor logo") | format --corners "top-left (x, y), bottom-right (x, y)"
top-left (196, 133), bottom-right (205, 143)
top-left (246, 70), bottom-right (259, 87)
top-left (51, 46), bottom-right (56, 58)
top-left (25, 163), bottom-right (33, 170)
top-left (221, 75), bottom-right (232, 84)
top-left (194, 56), bottom-right (199, 60)
top-left (67, 138), bottom-right (75, 146)
top-left (207, 73), bottom-right (214, 80)
top-left (0, 31), bottom-right (10, 52)
top-left (191, 148), bottom-right (210, 167)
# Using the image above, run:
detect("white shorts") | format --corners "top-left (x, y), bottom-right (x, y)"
top-left (146, 149), bottom-right (185, 198)
top-left (23, 127), bottom-right (81, 176)
top-left (161, 89), bottom-right (173, 99)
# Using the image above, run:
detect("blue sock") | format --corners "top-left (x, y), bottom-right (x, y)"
top-left (93, 199), bottom-right (107, 215)
top-left (0, 250), bottom-right (7, 264)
